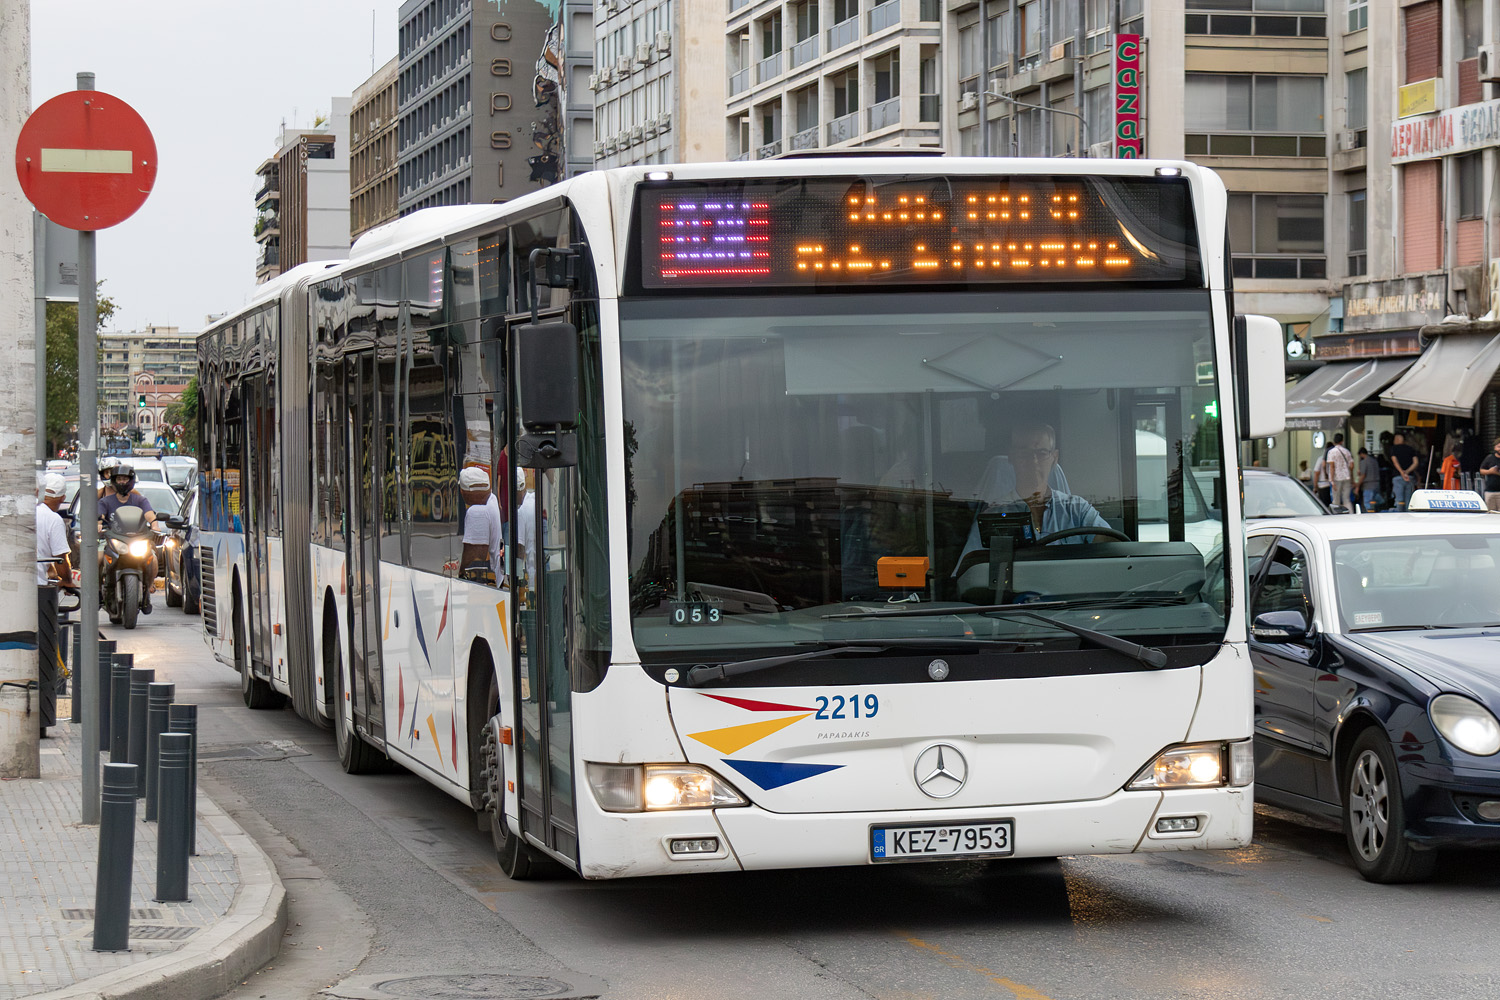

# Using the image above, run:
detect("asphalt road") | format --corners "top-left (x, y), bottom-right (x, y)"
top-left (107, 614), bottom-right (1500, 1000)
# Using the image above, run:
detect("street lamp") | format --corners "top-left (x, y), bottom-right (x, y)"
top-left (983, 91), bottom-right (1091, 156)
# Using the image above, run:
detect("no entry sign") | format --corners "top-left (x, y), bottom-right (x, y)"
top-left (14, 89), bottom-right (156, 231)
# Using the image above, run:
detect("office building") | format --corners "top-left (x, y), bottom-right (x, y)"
top-left (253, 100), bottom-right (352, 283)
top-left (351, 58), bottom-right (401, 241)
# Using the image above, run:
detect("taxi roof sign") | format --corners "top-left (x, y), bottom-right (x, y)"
top-left (1408, 490), bottom-right (1489, 512)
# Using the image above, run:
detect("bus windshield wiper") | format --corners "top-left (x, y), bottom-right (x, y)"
top-left (682, 637), bottom-right (1039, 687)
top-left (986, 610), bottom-right (1169, 669)
top-left (823, 600), bottom-right (1067, 620)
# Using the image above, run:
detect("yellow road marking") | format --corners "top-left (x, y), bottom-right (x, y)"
top-left (900, 935), bottom-right (1057, 999)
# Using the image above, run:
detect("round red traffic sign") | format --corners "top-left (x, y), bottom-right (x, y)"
top-left (14, 89), bottom-right (157, 231)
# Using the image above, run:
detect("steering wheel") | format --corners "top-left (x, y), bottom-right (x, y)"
top-left (1034, 525), bottom-right (1131, 545)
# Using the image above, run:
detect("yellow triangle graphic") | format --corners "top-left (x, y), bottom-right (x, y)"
top-left (688, 713), bottom-right (812, 755)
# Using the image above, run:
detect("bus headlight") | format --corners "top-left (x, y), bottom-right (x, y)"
top-left (1127, 740), bottom-right (1253, 790)
top-left (128, 539), bottom-right (149, 558)
top-left (1430, 694), bottom-right (1500, 757)
top-left (586, 762), bottom-right (748, 812)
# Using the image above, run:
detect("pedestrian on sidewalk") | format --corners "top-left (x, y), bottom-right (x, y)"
top-left (1390, 432), bottom-right (1419, 510)
top-left (36, 474), bottom-right (72, 736)
top-left (1356, 447), bottom-right (1380, 512)
top-left (1327, 434), bottom-right (1354, 510)
top-left (1481, 438), bottom-right (1500, 512)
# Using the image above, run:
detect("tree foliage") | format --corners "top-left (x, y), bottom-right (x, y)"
top-left (44, 285), bottom-right (117, 451)
top-left (163, 374), bottom-right (199, 456)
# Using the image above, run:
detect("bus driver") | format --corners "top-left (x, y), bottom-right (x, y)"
top-left (989, 422), bottom-right (1110, 545)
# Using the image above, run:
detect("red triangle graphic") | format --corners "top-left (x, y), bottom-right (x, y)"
top-left (702, 693), bottom-right (816, 713)
top-left (438, 587), bottom-right (449, 639)
top-left (451, 716), bottom-right (459, 771)
top-left (398, 670), bottom-right (406, 731)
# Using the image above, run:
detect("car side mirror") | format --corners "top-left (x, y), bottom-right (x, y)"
top-left (163, 515), bottom-right (184, 529)
top-left (1251, 609), bottom-right (1313, 643)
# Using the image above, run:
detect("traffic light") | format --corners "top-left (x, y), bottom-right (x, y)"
top-left (137, 393), bottom-right (146, 408)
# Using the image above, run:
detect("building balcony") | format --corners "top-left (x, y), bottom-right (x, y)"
top-left (254, 184), bottom-right (279, 207)
top-left (757, 138), bottom-right (783, 159)
top-left (756, 51), bottom-right (783, 84)
top-left (729, 67), bottom-right (752, 97)
top-left (868, 96), bottom-right (901, 131)
top-left (789, 35), bottom-right (819, 69)
top-left (791, 126), bottom-right (819, 150)
top-left (827, 16), bottom-right (858, 52)
top-left (869, 0), bottom-right (900, 33)
top-left (828, 110), bottom-right (860, 145)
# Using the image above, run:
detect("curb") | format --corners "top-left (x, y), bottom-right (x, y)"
top-left (32, 791), bottom-right (287, 1000)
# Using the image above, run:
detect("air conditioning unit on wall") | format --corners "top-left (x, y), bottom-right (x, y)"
top-left (960, 92), bottom-right (979, 111)
top-left (1089, 140), bottom-right (1113, 158)
top-left (1480, 44), bottom-right (1500, 82)
top-left (1337, 129), bottom-right (1360, 152)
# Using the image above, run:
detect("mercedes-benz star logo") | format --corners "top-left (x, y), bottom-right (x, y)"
top-left (913, 743), bottom-right (968, 799)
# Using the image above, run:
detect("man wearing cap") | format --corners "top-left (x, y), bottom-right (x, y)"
top-left (37, 475), bottom-right (72, 736)
top-left (459, 466), bottom-right (503, 583)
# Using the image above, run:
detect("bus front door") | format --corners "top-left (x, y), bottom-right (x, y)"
top-left (346, 352), bottom-right (385, 745)
top-left (514, 465), bottom-right (579, 865)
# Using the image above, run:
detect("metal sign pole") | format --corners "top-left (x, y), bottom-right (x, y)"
top-left (76, 72), bottom-right (101, 826)
top-left (34, 214), bottom-right (46, 466)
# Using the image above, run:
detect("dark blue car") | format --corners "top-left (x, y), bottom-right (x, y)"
top-left (162, 486), bottom-right (200, 614)
top-left (1247, 492), bottom-right (1500, 882)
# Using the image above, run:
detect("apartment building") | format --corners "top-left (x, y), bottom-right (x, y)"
top-left (351, 58), bottom-right (401, 241)
top-left (253, 101), bottom-right (353, 284)
top-left (593, 0), bottom-right (725, 166)
top-left (725, 0), bottom-right (943, 158)
top-left (396, 0), bottom-right (594, 215)
top-left (99, 326), bottom-right (196, 426)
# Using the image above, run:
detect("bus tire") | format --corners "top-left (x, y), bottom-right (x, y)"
top-left (235, 587), bottom-right (281, 710)
top-left (482, 675), bottom-right (540, 880)
top-left (331, 619), bottom-right (384, 774)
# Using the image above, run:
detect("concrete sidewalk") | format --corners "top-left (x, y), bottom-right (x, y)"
top-left (0, 705), bottom-right (285, 1000)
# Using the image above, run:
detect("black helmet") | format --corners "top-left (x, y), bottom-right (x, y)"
top-left (112, 464), bottom-right (136, 493)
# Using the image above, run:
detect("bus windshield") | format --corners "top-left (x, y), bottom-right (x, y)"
top-left (620, 289), bottom-right (1227, 665)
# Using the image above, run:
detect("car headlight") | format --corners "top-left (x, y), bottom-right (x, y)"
top-left (127, 539), bottom-right (149, 558)
top-left (585, 762), bottom-right (748, 812)
top-left (1430, 694), bottom-right (1500, 757)
top-left (1127, 740), bottom-right (1254, 790)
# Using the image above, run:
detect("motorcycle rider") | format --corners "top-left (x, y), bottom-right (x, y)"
top-left (96, 455), bottom-right (120, 499)
top-left (98, 463), bottom-right (158, 614)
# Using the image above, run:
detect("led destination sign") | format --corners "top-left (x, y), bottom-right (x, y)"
top-left (636, 175), bottom-right (1199, 289)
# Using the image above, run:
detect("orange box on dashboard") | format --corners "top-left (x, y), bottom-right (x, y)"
top-left (877, 556), bottom-right (929, 589)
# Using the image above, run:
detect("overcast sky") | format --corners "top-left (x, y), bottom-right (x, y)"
top-left (30, 2), bottom-right (400, 334)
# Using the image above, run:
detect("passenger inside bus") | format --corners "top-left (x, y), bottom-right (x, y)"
top-left (459, 466), bottom-right (502, 583)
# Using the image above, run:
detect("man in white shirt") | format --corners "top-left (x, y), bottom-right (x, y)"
top-left (36, 474), bottom-right (70, 588)
top-left (515, 469), bottom-right (536, 572)
top-left (36, 474), bottom-right (71, 736)
top-left (1326, 433), bottom-right (1355, 510)
top-left (459, 466), bottom-right (503, 582)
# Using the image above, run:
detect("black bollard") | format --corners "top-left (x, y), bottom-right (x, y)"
top-left (109, 653), bottom-right (133, 762)
top-left (167, 704), bottom-right (199, 855)
top-left (95, 639), bottom-right (116, 748)
top-left (69, 623), bottom-right (83, 723)
top-left (93, 763), bottom-right (138, 951)
top-left (58, 616), bottom-right (69, 692)
top-left (155, 733), bottom-right (192, 902)
top-left (144, 682), bottom-right (175, 822)
top-left (126, 667), bottom-right (154, 796)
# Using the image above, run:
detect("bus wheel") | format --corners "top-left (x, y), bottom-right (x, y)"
top-left (331, 622), bottom-right (384, 774)
top-left (481, 702), bottom-right (536, 880)
top-left (235, 593), bottom-right (281, 710)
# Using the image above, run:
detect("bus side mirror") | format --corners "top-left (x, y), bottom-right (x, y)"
top-left (1234, 314), bottom-right (1286, 440)
top-left (516, 319), bottom-right (580, 470)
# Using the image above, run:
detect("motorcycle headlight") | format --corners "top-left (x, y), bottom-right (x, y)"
top-left (127, 539), bottom-right (149, 558)
top-left (110, 539), bottom-right (128, 554)
top-left (1430, 694), bottom-right (1500, 757)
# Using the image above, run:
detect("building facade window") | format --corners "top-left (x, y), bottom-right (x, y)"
top-left (1185, 74), bottom-right (1326, 156)
top-left (988, 8), bottom-right (1013, 72)
top-left (1346, 0), bottom-right (1367, 32)
top-left (1020, 1), bottom-right (1041, 62)
top-left (1345, 67), bottom-right (1367, 145)
top-left (1347, 189), bottom-right (1366, 276)
top-left (1228, 192), bottom-right (1326, 279)
top-left (1185, 0), bottom-right (1325, 38)
top-left (959, 23), bottom-right (982, 94)
top-left (1457, 153), bottom-right (1483, 219)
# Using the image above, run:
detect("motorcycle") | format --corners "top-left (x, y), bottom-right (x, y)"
top-left (101, 506), bottom-right (155, 629)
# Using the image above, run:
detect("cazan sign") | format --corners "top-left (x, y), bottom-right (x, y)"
top-left (1114, 35), bottom-right (1142, 158)
top-left (1391, 97), bottom-right (1500, 164)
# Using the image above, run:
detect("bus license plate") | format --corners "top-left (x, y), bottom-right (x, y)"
top-left (870, 820), bottom-right (1014, 861)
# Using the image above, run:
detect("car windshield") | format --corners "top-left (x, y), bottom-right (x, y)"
top-left (1335, 533), bottom-right (1500, 631)
top-left (620, 289), bottom-right (1228, 667)
top-left (1244, 473), bottom-right (1326, 517)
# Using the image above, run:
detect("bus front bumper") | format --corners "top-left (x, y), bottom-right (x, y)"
top-left (574, 784), bottom-right (1254, 879)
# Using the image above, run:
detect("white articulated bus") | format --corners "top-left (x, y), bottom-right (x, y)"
top-left (195, 158), bottom-right (1284, 879)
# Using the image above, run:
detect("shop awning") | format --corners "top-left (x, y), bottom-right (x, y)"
top-left (1378, 331), bottom-right (1500, 418)
top-left (1284, 358), bottom-right (1416, 426)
